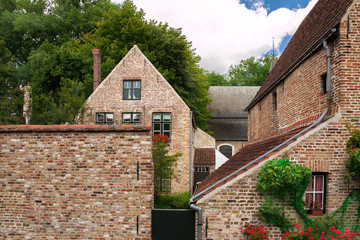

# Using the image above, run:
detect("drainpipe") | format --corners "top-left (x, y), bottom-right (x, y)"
top-left (189, 111), bottom-right (193, 193)
top-left (323, 29), bottom-right (335, 107)
top-left (189, 37), bottom-right (334, 240)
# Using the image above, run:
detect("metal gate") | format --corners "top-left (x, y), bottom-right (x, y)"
top-left (152, 209), bottom-right (195, 240)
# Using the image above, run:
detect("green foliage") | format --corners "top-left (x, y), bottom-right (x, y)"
top-left (257, 158), bottom-right (312, 230)
top-left (0, 40), bottom-right (23, 124)
top-left (227, 54), bottom-right (275, 86)
top-left (154, 191), bottom-right (191, 209)
top-left (256, 159), bottom-right (312, 201)
top-left (152, 134), bottom-right (182, 194)
top-left (259, 199), bottom-right (293, 232)
top-left (344, 124), bottom-right (360, 181)
top-left (205, 70), bottom-right (228, 86)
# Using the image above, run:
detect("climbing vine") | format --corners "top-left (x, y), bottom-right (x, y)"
top-left (344, 124), bottom-right (360, 182)
top-left (256, 158), bottom-right (312, 231)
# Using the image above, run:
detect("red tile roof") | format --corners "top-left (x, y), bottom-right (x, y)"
top-left (194, 126), bottom-right (309, 200)
top-left (246, 0), bottom-right (354, 110)
top-left (194, 148), bottom-right (215, 165)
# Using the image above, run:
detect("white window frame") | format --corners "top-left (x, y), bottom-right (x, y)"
top-left (305, 174), bottom-right (326, 210)
top-left (152, 113), bottom-right (171, 138)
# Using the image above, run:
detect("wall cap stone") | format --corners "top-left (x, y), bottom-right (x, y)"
top-left (0, 124), bottom-right (151, 133)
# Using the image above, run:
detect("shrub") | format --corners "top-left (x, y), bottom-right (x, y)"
top-left (154, 191), bottom-right (191, 209)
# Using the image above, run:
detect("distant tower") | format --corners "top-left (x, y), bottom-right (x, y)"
top-left (269, 37), bottom-right (276, 72)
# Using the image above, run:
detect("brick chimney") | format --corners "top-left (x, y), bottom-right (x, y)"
top-left (92, 49), bottom-right (102, 92)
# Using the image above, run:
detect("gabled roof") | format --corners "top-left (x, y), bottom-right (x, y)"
top-left (208, 86), bottom-right (259, 118)
top-left (194, 148), bottom-right (215, 165)
top-left (246, 0), bottom-right (354, 110)
top-left (194, 126), bottom-right (308, 198)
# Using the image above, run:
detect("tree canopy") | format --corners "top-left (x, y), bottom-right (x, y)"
top-left (0, 0), bottom-right (212, 130)
top-left (206, 54), bottom-right (276, 87)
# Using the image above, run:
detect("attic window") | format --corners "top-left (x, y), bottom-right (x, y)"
top-left (321, 73), bottom-right (327, 94)
top-left (123, 80), bottom-right (141, 100)
top-left (273, 91), bottom-right (277, 110)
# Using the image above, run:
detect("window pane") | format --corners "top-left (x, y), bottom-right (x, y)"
top-left (106, 113), bottom-right (114, 123)
top-left (96, 113), bottom-right (104, 122)
top-left (219, 145), bottom-right (233, 158)
top-left (123, 113), bottom-right (131, 122)
top-left (163, 123), bottom-right (171, 131)
top-left (163, 132), bottom-right (170, 138)
top-left (123, 89), bottom-right (130, 99)
top-left (133, 81), bottom-right (141, 89)
top-left (124, 81), bottom-right (131, 89)
top-left (306, 177), bottom-right (314, 191)
top-left (133, 89), bottom-right (141, 99)
top-left (315, 193), bottom-right (323, 207)
top-left (133, 113), bottom-right (141, 122)
top-left (315, 175), bottom-right (324, 191)
top-left (153, 123), bottom-right (161, 131)
top-left (153, 113), bottom-right (161, 122)
top-left (305, 193), bottom-right (313, 208)
top-left (163, 113), bottom-right (171, 122)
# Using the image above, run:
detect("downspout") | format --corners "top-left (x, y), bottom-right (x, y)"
top-left (189, 37), bottom-right (334, 240)
top-left (189, 111), bottom-right (193, 193)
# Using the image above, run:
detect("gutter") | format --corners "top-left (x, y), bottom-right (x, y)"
top-left (189, 37), bottom-right (334, 240)
top-left (245, 27), bottom-right (338, 111)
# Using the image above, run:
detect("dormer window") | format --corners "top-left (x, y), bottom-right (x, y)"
top-left (123, 80), bottom-right (141, 100)
top-left (96, 112), bottom-right (114, 124)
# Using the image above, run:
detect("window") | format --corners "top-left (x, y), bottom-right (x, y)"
top-left (123, 80), bottom-right (141, 100)
top-left (273, 91), bottom-right (277, 110)
top-left (153, 113), bottom-right (171, 138)
top-left (305, 174), bottom-right (326, 212)
top-left (219, 145), bottom-right (233, 158)
top-left (195, 167), bottom-right (210, 172)
top-left (122, 113), bottom-right (141, 123)
top-left (96, 112), bottom-right (114, 124)
top-left (321, 73), bottom-right (328, 94)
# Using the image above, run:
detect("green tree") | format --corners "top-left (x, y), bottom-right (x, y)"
top-left (152, 134), bottom-right (182, 194)
top-left (0, 40), bottom-right (23, 124)
top-left (205, 70), bottom-right (229, 86)
top-left (227, 54), bottom-right (275, 86)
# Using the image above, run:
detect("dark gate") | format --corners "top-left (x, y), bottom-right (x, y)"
top-left (152, 209), bottom-right (195, 240)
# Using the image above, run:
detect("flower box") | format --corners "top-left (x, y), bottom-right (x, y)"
top-left (310, 208), bottom-right (323, 216)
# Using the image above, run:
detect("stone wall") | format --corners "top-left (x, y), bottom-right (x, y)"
top-left (0, 125), bottom-right (153, 239)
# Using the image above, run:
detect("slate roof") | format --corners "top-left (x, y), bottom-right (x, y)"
top-left (208, 118), bottom-right (248, 141)
top-left (194, 148), bottom-right (215, 165)
top-left (208, 86), bottom-right (259, 141)
top-left (246, 0), bottom-right (354, 110)
top-left (194, 126), bottom-right (308, 198)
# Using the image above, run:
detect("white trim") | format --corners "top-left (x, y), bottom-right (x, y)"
top-left (217, 143), bottom-right (234, 157)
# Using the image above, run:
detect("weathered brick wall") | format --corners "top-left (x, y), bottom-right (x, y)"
top-left (194, 128), bottom-right (215, 148)
top-left (0, 125), bottom-right (153, 239)
top-left (198, 115), bottom-right (358, 239)
top-left (81, 45), bottom-right (192, 193)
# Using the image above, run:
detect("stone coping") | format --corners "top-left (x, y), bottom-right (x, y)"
top-left (0, 124), bottom-right (151, 133)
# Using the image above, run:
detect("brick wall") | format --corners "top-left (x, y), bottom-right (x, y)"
top-left (81, 45), bottom-right (193, 193)
top-left (0, 125), bottom-right (153, 239)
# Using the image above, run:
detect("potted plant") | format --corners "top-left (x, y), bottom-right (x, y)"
top-left (310, 201), bottom-right (323, 216)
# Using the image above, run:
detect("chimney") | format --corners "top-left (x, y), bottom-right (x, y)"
top-left (92, 49), bottom-right (102, 91)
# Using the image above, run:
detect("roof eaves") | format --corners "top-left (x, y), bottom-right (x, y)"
top-left (245, 26), bottom-right (339, 111)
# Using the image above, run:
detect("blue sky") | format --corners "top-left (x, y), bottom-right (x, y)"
top-left (115, 0), bottom-right (317, 73)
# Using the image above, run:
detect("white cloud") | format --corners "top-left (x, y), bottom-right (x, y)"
top-left (113, 0), bottom-right (318, 73)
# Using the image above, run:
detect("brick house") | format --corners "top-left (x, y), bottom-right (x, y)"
top-left (80, 45), bottom-right (215, 193)
top-left (190, 0), bottom-right (360, 238)
top-left (208, 86), bottom-right (260, 158)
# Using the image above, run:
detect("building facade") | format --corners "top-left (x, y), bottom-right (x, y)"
top-left (192, 0), bottom-right (360, 238)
